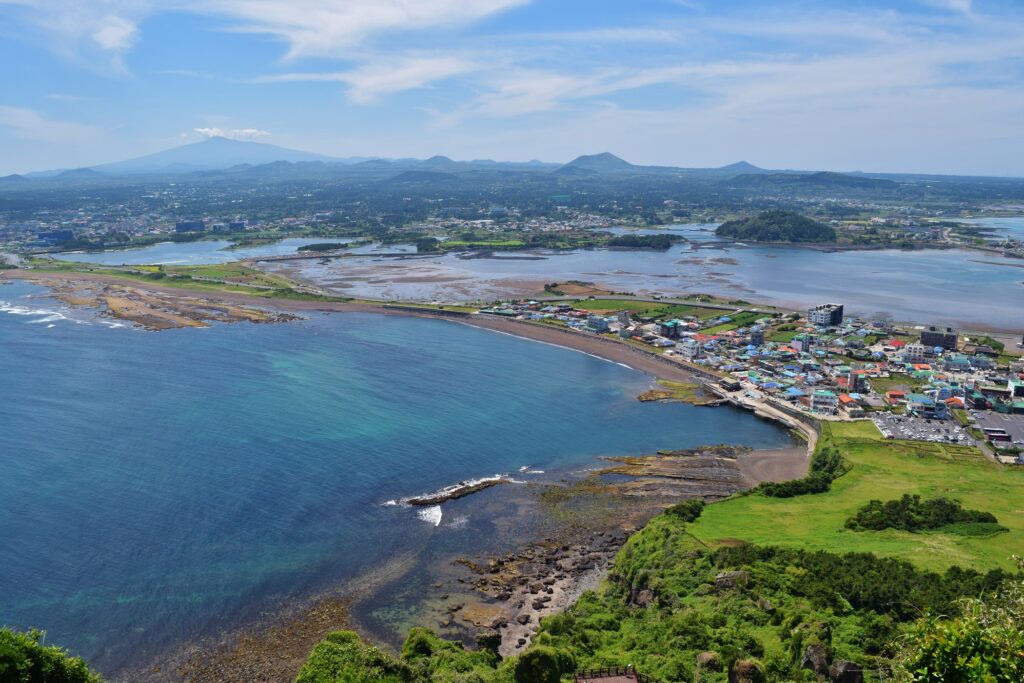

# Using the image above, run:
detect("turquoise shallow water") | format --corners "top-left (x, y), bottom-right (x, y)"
top-left (0, 281), bottom-right (792, 676)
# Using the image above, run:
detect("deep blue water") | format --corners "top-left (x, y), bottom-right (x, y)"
top-left (0, 280), bottom-right (792, 676)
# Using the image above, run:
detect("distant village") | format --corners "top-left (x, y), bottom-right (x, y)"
top-left (480, 299), bottom-right (1024, 464)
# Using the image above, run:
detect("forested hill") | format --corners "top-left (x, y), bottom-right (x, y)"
top-left (716, 210), bottom-right (837, 242)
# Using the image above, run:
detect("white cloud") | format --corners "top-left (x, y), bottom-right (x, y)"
top-left (258, 55), bottom-right (477, 103)
top-left (0, 105), bottom-right (96, 143)
top-left (194, 127), bottom-right (271, 140)
top-left (91, 14), bottom-right (137, 51)
top-left (0, 0), bottom-right (529, 69)
top-left (197, 0), bottom-right (529, 59)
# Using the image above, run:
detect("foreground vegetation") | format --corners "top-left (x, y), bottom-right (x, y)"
top-left (0, 629), bottom-right (102, 683)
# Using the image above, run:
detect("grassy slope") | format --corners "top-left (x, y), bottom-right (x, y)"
top-left (687, 421), bottom-right (1024, 571)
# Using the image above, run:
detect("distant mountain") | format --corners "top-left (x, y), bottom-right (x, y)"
top-left (92, 137), bottom-right (336, 175)
top-left (0, 173), bottom-right (29, 184)
top-left (57, 167), bottom-right (105, 179)
top-left (727, 171), bottom-right (898, 190)
top-left (417, 156), bottom-right (461, 171)
top-left (716, 210), bottom-right (836, 243)
top-left (388, 170), bottom-right (458, 183)
top-left (556, 152), bottom-right (636, 175)
top-left (718, 161), bottom-right (768, 174)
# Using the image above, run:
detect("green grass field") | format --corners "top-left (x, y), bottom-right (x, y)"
top-left (574, 298), bottom-right (723, 320)
top-left (686, 421), bottom-right (1024, 572)
top-left (702, 310), bottom-right (765, 333)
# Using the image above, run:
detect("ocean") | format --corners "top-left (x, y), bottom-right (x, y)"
top-left (0, 280), bottom-right (793, 677)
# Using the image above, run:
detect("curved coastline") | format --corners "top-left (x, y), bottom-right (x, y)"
top-left (3, 269), bottom-right (815, 681)
top-left (3, 268), bottom-right (817, 471)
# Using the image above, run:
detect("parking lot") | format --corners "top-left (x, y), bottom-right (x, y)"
top-left (975, 412), bottom-right (1024, 447)
top-left (871, 413), bottom-right (973, 444)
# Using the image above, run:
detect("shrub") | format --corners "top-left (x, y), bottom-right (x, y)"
top-left (845, 495), bottom-right (998, 533)
top-left (665, 498), bottom-right (705, 522)
top-left (296, 631), bottom-right (411, 683)
top-left (0, 628), bottom-right (103, 683)
top-left (513, 646), bottom-right (574, 683)
top-left (757, 445), bottom-right (848, 498)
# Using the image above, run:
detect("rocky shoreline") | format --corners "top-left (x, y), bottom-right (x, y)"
top-left (438, 444), bottom-right (787, 656)
top-left (454, 531), bottom-right (627, 656)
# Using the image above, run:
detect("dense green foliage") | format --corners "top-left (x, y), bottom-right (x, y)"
top-left (893, 560), bottom-right (1024, 682)
top-left (664, 498), bottom-right (705, 522)
top-left (755, 444), bottom-right (847, 498)
top-left (298, 242), bottom-right (351, 252)
top-left (415, 237), bottom-right (440, 252)
top-left (531, 518), bottom-right (1010, 682)
top-left (846, 495), bottom-right (1000, 533)
top-left (606, 234), bottom-right (675, 249)
top-left (297, 628), bottom-right (525, 683)
top-left (716, 210), bottom-right (836, 243)
top-left (0, 629), bottom-right (103, 683)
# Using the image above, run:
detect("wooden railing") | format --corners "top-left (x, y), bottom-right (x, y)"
top-left (572, 665), bottom-right (664, 683)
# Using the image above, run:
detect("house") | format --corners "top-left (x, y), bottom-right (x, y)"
top-left (838, 394), bottom-right (865, 418)
top-left (907, 393), bottom-right (948, 420)
top-left (886, 390), bottom-right (907, 405)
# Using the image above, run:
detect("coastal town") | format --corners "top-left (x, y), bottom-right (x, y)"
top-left (478, 296), bottom-right (1024, 463)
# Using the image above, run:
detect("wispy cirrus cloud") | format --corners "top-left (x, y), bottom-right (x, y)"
top-left (0, 105), bottom-right (96, 143)
top-left (0, 0), bottom-right (529, 71)
top-left (256, 54), bottom-right (478, 103)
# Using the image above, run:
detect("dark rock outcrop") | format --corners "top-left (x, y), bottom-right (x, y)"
top-left (829, 660), bottom-right (864, 683)
top-left (801, 643), bottom-right (831, 678)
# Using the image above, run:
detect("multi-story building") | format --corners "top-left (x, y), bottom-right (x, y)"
top-left (175, 220), bottom-right (206, 233)
top-left (811, 390), bottom-right (838, 414)
top-left (808, 303), bottom-right (844, 326)
top-left (903, 342), bottom-right (927, 363)
top-left (678, 337), bottom-right (701, 360)
top-left (920, 326), bottom-right (958, 351)
top-left (586, 315), bottom-right (610, 333)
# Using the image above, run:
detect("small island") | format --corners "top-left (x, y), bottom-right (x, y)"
top-left (716, 209), bottom-right (836, 243)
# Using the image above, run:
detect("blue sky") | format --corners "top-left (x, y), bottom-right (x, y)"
top-left (1, 0), bottom-right (1022, 176)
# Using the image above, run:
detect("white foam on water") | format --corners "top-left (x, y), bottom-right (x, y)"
top-left (446, 514), bottom-right (469, 529)
top-left (417, 505), bottom-right (442, 527)
top-left (27, 313), bottom-right (67, 324)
